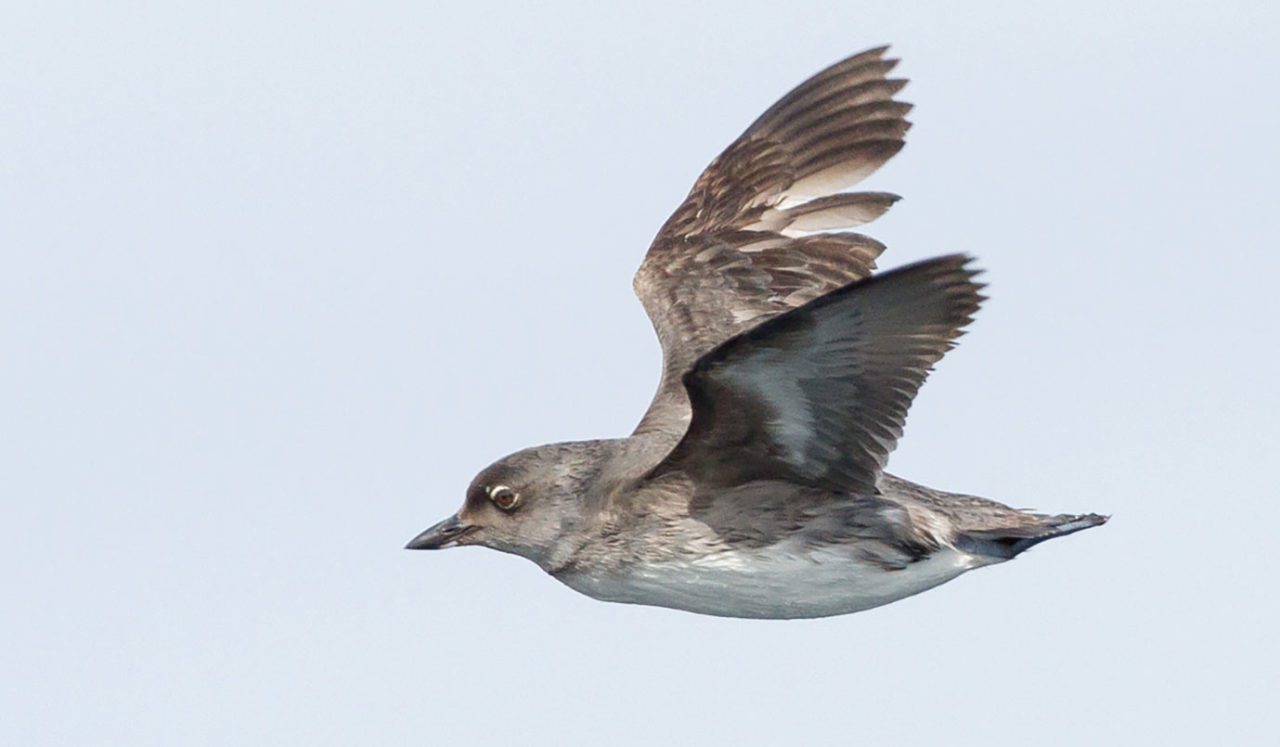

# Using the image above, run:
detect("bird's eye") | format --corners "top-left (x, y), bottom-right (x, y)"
top-left (489, 485), bottom-right (519, 511)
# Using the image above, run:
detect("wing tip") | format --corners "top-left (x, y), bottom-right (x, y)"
top-left (856, 44), bottom-right (893, 61)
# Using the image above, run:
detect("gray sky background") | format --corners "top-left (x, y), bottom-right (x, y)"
top-left (4, 1), bottom-right (1278, 744)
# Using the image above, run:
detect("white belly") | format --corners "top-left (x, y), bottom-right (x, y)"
top-left (557, 547), bottom-right (981, 619)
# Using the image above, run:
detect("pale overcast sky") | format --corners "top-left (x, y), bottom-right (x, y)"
top-left (3, 1), bottom-right (1277, 744)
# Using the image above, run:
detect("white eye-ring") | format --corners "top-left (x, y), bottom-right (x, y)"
top-left (489, 485), bottom-right (519, 511)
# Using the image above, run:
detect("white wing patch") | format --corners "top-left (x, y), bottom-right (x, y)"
top-left (719, 346), bottom-right (819, 468)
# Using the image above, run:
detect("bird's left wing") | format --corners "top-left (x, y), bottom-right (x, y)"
top-left (646, 255), bottom-right (984, 496)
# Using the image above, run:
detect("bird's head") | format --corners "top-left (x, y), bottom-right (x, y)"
top-left (406, 441), bottom-right (606, 568)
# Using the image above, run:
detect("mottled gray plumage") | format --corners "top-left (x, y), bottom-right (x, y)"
top-left (408, 46), bottom-right (1106, 619)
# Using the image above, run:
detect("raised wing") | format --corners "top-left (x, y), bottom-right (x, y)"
top-left (633, 46), bottom-right (911, 436)
top-left (649, 255), bottom-right (983, 496)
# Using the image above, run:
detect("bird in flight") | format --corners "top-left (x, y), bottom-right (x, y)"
top-left (408, 46), bottom-right (1105, 618)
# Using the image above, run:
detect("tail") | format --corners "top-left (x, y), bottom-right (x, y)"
top-left (954, 513), bottom-right (1109, 560)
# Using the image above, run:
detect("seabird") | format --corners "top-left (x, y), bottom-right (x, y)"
top-left (407, 46), bottom-right (1106, 619)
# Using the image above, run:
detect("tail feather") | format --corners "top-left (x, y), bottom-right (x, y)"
top-left (955, 513), bottom-right (1109, 560)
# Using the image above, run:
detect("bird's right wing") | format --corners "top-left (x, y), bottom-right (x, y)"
top-left (632, 46), bottom-right (911, 438)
